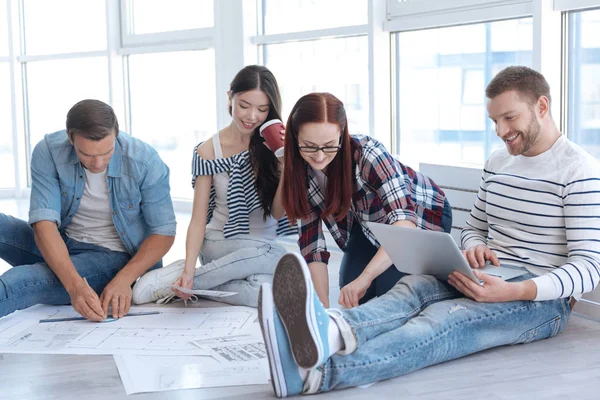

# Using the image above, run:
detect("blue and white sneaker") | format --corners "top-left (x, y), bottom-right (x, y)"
top-left (258, 283), bottom-right (304, 398)
top-left (272, 252), bottom-right (330, 369)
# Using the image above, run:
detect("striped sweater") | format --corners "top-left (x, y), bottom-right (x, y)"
top-left (461, 135), bottom-right (600, 301)
top-left (191, 146), bottom-right (297, 238)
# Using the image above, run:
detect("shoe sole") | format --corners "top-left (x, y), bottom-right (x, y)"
top-left (258, 287), bottom-right (286, 398)
top-left (272, 253), bottom-right (322, 369)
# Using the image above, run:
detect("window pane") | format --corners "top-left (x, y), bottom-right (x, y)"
top-left (131, 0), bottom-right (213, 34)
top-left (128, 50), bottom-right (217, 199)
top-left (263, 0), bottom-right (367, 35)
top-left (0, 63), bottom-right (14, 188)
top-left (395, 18), bottom-right (533, 168)
top-left (0, 0), bottom-right (8, 56)
top-left (27, 58), bottom-right (109, 149)
top-left (23, 0), bottom-right (106, 55)
top-left (264, 36), bottom-right (369, 136)
top-left (568, 10), bottom-right (600, 159)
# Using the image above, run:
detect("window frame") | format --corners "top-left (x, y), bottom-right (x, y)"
top-left (252, 0), bottom-right (389, 147)
top-left (119, 0), bottom-right (214, 49)
top-left (392, 17), bottom-right (534, 166)
top-left (386, 0), bottom-right (533, 32)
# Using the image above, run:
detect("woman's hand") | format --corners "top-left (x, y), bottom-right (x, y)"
top-left (338, 274), bottom-right (372, 308)
top-left (173, 271), bottom-right (195, 301)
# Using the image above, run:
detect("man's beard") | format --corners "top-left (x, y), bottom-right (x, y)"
top-left (508, 115), bottom-right (541, 156)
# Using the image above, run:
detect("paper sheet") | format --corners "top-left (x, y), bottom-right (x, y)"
top-left (114, 353), bottom-right (269, 394)
top-left (114, 325), bottom-right (270, 394)
top-left (171, 285), bottom-right (238, 298)
top-left (0, 304), bottom-right (257, 356)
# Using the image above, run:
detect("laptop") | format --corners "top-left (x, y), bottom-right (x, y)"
top-left (366, 222), bottom-right (528, 285)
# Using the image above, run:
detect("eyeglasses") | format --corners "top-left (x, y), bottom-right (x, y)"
top-left (298, 137), bottom-right (342, 154)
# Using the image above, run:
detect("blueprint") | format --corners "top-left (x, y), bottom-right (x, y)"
top-left (115, 331), bottom-right (270, 394)
top-left (115, 352), bottom-right (269, 394)
top-left (0, 304), bottom-right (257, 356)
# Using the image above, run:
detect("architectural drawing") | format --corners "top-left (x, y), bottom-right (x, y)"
top-left (0, 304), bottom-right (257, 356)
top-left (114, 353), bottom-right (269, 394)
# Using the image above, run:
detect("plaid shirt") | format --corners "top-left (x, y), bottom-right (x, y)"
top-left (299, 135), bottom-right (447, 265)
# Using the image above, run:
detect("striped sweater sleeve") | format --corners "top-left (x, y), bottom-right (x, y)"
top-left (461, 163), bottom-right (490, 250)
top-left (532, 165), bottom-right (600, 301)
top-left (191, 145), bottom-right (235, 188)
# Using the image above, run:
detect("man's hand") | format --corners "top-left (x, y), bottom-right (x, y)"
top-left (462, 244), bottom-right (500, 268)
top-left (100, 276), bottom-right (133, 319)
top-left (69, 278), bottom-right (105, 321)
top-left (448, 269), bottom-right (536, 302)
top-left (339, 274), bottom-right (372, 309)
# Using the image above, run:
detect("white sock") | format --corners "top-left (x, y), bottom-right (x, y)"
top-left (327, 314), bottom-right (344, 355)
top-left (297, 316), bottom-right (341, 383)
top-left (298, 367), bottom-right (308, 381)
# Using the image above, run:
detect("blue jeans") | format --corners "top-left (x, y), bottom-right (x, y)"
top-left (193, 230), bottom-right (287, 307)
top-left (339, 198), bottom-right (453, 303)
top-left (318, 273), bottom-right (571, 391)
top-left (0, 213), bottom-right (131, 319)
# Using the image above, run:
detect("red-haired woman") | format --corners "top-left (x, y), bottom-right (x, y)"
top-left (282, 92), bottom-right (452, 308)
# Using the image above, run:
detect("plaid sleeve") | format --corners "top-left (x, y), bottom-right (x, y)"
top-left (298, 207), bottom-right (330, 265)
top-left (362, 143), bottom-right (418, 225)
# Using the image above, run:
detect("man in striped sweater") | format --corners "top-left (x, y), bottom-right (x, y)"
top-left (256, 66), bottom-right (600, 397)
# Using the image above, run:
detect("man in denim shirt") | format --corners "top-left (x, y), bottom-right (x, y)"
top-left (0, 99), bottom-right (176, 321)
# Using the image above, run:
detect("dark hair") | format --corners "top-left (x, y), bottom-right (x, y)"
top-left (66, 99), bottom-right (119, 141)
top-left (282, 93), bottom-right (354, 222)
top-left (229, 65), bottom-right (283, 219)
top-left (486, 66), bottom-right (551, 109)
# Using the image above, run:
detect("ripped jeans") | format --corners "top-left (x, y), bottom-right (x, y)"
top-left (192, 230), bottom-right (287, 307)
top-left (318, 272), bottom-right (571, 391)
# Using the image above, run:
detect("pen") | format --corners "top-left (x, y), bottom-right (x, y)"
top-left (39, 311), bottom-right (160, 323)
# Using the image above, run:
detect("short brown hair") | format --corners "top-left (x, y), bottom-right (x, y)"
top-left (66, 99), bottom-right (119, 140)
top-left (485, 66), bottom-right (551, 108)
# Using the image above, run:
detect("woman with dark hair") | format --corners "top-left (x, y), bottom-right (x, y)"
top-left (281, 92), bottom-right (452, 308)
top-left (132, 65), bottom-right (295, 307)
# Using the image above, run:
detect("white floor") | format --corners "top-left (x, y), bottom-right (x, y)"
top-left (1, 198), bottom-right (599, 399)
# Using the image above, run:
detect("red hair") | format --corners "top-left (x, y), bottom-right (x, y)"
top-left (282, 93), bottom-right (354, 222)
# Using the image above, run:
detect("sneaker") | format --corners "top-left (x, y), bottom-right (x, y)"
top-left (272, 252), bottom-right (330, 369)
top-left (132, 259), bottom-right (186, 304)
top-left (258, 283), bottom-right (304, 398)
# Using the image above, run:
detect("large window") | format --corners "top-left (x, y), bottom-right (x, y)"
top-left (264, 36), bottom-right (369, 135)
top-left (567, 9), bottom-right (600, 159)
top-left (129, 0), bottom-right (213, 34)
top-left (128, 50), bottom-right (217, 199)
top-left (395, 18), bottom-right (533, 168)
top-left (1, 1), bottom-right (13, 189)
top-left (0, 0), bottom-right (8, 56)
top-left (22, 0), bottom-right (110, 167)
top-left (26, 58), bottom-right (109, 148)
top-left (260, 0), bottom-right (369, 136)
top-left (262, 0), bottom-right (366, 35)
top-left (23, 0), bottom-right (106, 54)
top-left (0, 63), bottom-right (14, 189)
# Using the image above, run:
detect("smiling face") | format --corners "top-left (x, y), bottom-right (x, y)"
top-left (297, 122), bottom-right (341, 171)
top-left (487, 90), bottom-right (543, 156)
top-left (70, 131), bottom-right (116, 173)
top-left (229, 89), bottom-right (270, 134)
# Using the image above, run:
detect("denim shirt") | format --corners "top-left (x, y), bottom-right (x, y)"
top-left (28, 130), bottom-right (177, 256)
